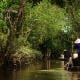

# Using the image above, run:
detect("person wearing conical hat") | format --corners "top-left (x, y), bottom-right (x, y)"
top-left (74, 38), bottom-right (80, 57)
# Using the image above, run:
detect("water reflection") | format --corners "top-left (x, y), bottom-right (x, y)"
top-left (70, 72), bottom-right (80, 80)
top-left (0, 60), bottom-right (80, 80)
top-left (42, 59), bottom-right (64, 70)
top-left (42, 59), bottom-right (51, 69)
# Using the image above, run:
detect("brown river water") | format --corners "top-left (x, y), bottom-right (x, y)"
top-left (0, 60), bottom-right (80, 80)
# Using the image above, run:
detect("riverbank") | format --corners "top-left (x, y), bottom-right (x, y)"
top-left (0, 46), bottom-right (42, 69)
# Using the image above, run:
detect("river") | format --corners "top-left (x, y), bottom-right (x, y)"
top-left (0, 60), bottom-right (80, 80)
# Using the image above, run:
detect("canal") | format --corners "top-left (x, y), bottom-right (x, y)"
top-left (0, 60), bottom-right (80, 80)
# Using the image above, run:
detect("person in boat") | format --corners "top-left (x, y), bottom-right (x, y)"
top-left (65, 57), bottom-right (73, 70)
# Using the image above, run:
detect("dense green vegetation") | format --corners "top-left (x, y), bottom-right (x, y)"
top-left (0, 0), bottom-right (80, 67)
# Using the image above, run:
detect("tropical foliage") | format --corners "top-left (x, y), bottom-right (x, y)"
top-left (0, 0), bottom-right (79, 66)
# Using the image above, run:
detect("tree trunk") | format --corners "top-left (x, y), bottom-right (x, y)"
top-left (2, 0), bottom-right (26, 67)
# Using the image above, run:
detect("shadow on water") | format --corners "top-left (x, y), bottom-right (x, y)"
top-left (0, 60), bottom-right (80, 80)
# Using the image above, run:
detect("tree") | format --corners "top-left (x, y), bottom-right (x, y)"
top-left (0, 0), bottom-right (26, 66)
top-left (65, 0), bottom-right (80, 37)
top-left (24, 0), bottom-right (68, 58)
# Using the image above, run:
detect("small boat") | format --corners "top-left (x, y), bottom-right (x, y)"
top-left (65, 65), bottom-right (80, 71)
top-left (59, 54), bottom-right (65, 60)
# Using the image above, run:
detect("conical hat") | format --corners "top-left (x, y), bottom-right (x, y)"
top-left (75, 38), bottom-right (80, 44)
